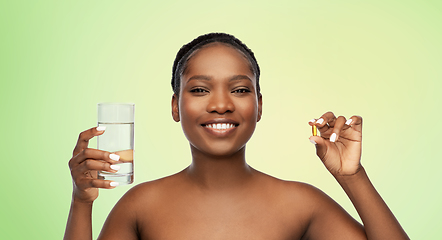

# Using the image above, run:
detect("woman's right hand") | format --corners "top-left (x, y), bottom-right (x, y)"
top-left (68, 127), bottom-right (121, 203)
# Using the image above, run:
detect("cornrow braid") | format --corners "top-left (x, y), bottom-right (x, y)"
top-left (171, 33), bottom-right (260, 96)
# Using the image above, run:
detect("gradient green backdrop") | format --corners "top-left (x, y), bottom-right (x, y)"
top-left (1, 0), bottom-right (441, 239)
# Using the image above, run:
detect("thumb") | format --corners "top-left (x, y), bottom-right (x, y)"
top-left (309, 136), bottom-right (328, 161)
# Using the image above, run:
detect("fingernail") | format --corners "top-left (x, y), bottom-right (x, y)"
top-left (345, 119), bottom-right (353, 125)
top-left (309, 139), bottom-right (317, 144)
top-left (110, 182), bottom-right (119, 187)
top-left (110, 165), bottom-right (120, 171)
top-left (309, 119), bottom-right (316, 123)
top-left (109, 153), bottom-right (120, 161)
top-left (330, 133), bottom-right (337, 142)
top-left (96, 126), bottom-right (106, 131)
top-left (316, 118), bottom-right (324, 125)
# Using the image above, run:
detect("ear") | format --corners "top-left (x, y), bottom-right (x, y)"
top-left (172, 94), bottom-right (180, 122)
top-left (257, 94), bottom-right (262, 122)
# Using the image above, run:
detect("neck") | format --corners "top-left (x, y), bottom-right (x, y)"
top-left (185, 145), bottom-right (254, 190)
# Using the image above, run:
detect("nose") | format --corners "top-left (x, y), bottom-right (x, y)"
top-left (206, 90), bottom-right (235, 114)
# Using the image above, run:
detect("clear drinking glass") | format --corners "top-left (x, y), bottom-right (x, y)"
top-left (97, 103), bottom-right (135, 185)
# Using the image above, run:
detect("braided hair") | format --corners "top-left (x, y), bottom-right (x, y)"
top-left (171, 33), bottom-right (261, 96)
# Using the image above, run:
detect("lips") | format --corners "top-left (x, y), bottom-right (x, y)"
top-left (204, 123), bottom-right (236, 130)
top-left (201, 118), bottom-right (239, 136)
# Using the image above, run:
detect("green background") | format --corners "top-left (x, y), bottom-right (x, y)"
top-left (1, 0), bottom-right (441, 239)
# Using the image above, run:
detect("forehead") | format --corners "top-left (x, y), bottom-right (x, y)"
top-left (183, 43), bottom-right (255, 78)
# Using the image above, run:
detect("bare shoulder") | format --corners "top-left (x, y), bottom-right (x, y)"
top-left (253, 170), bottom-right (331, 206)
top-left (118, 170), bottom-right (186, 206)
top-left (252, 170), bottom-right (365, 239)
top-left (98, 172), bottom-right (187, 239)
top-left (101, 171), bottom-right (185, 228)
top-left (248, 170), bottom-right (334, 224)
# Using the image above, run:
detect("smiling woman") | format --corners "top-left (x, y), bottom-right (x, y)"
top-left (173, 41), bottom-right (261, 158)
top-left (64, 33), bottom-right (409, 240)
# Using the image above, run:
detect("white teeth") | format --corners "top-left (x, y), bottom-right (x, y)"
top-left (205, 123), bottom-right (236, 130)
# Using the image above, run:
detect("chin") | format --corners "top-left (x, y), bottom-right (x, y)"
top-left (191, 143), bottom-right (246, 158)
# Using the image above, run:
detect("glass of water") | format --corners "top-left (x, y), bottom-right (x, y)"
top-left (97, 103), bottom-right (135, 185)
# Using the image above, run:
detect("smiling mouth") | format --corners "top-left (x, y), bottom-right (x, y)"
top-left (202, 123), bottom-right (238, 130)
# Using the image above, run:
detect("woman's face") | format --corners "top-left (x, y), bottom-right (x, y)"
top-left (172, 43), bottom-right (262, 157)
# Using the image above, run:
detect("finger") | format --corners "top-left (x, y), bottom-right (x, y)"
top-left (69, 148), bottom-right (120, 168)
top-left (312, 112), bottom-right (336, 135)
top-left (309, 136), bottom-right (329, 161)
top-left (329, 116), bottom-right (346, 142)
top-left (318, 111), bottom-right (337, 128)
top-left (73, 127), bottom-right (106, 157)
top-left (77, 178), bottom-right (119, 189)
top-left (346, 115), bottom-right (363, 132)
top-left (309, 117), bottom-right (330, 132)
top-left (74, 159), bottom-right (121, 176)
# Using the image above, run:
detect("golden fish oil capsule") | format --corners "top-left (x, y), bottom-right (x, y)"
top-left (312, 125), bottom-right (317, 136)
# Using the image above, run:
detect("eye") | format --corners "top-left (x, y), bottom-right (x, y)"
top-left (190, 87), bottom-right (209, 94)
top-left (232, 88), bottom-right (251, 94)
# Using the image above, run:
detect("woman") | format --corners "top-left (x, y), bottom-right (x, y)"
top-left (64, 33), bottom-right (409, 239)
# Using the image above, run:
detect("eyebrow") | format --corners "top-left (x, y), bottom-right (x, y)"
top-left (187, 75), bottom-right (211, 82)
top-left (230, 75), bottom-right (252, 82)
top-left (187, 75), bottom-right (252, 83)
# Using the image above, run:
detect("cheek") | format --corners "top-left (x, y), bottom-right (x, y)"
top-left (236, 98), bottom-right (259, 121)
top-left (179, 97), bottom-right (202, 126)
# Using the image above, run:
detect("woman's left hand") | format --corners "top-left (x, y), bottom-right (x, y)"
top-left (309, 112), bottom-right (363, 176)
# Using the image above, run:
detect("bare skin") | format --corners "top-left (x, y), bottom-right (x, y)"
top-left (65, 43), bottom-right (409, 240)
